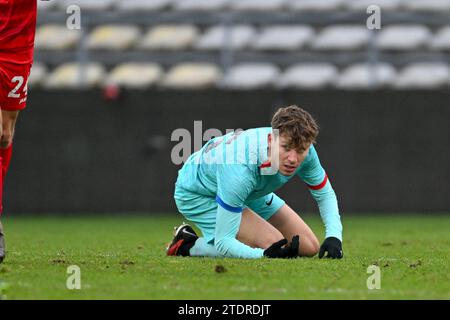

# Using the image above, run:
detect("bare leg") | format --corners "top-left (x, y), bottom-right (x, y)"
top-left (0, 110), bottom-right (19, 263)
top-left (0, 110), bottom-right (19, 148)
top-left (268, 204), bottom-right (320, 257)
top-left (236, 208), bottom-right (284, 249)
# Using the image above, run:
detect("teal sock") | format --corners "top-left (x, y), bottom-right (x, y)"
top-left (189, 237), bottom-right (222, 257)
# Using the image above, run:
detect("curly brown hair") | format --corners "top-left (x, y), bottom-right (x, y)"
top-left (271, 105), bottom-right (319, 152)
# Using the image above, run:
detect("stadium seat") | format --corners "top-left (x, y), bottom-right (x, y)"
top-left (28, 63), bottom-right (48, 87)
top-left (87, 25), bottom-right (140, 50)
top-left (229, 0), bottom-right (286, 11)
top-left (394, 63), bottom-right (450, 88)
top-left (402, 0), bottom-right (450, 12)
top-left (44, 63), bottom-right (106, 88)
top-left (115, 0), bottom-right (172, 11)
top-left (35, 25), bottom-right (80, 50)
top-left (59, 0), bottom-right (116, 11)
top-left (161, 63), bottom-right (222, 89)
top-left (172, 0), bottom-right (230, 11)
top-left (221, 63), bottom-right (280, 89)
top-left (312, 25), bottom-right (370, 50)
top-left (429, 26), bottom-right (450, 51)
top-left (38, 0), bottom-right (56, 11)
top-left (287, 0), bottom-right (345, 11)
top-left (195, 25), bottom-right (256, 50)
top-left (376, 25), bottom-right (431, 51)
top-left (252, 25), bottom-right (314, 51)
top-left (344, 0), bottom-right (402, 11)
top-left (105, 63), bottom-right (163, 88)
top-left (336, 63), bottom-right (397, 89)
top-left (277, 63), bottom-right (338, 89)
top-left (140, 25), bottom-right (198, 50)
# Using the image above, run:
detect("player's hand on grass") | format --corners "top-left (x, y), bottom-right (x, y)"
top-left (264, 235), bottom-right (299, 259)
top-left (319, 237), bottom-right (343, 259)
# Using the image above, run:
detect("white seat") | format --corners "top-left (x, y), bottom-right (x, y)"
top-left (336, 63), bottom-right (397, 89)
top-left (172, 0), bottom-right (230, 11)
top-left (38, 0), bottom-right (56, 11)
top-left (278, 64), bottom-right (338, 89)
top-left (44, 63), bottom-right (106, 88)
top-left (430, 26), bottom-right (450, 51)
top-left (28, 64), bottom-right (48, 87)
top-left (161, 63), bottom-right (222, 89)
top-left (87, 25), bottom-right (140, 50)
top-left (222, 64), bottom-right (280, 89)
top-left (345, 0), bottom-right (402, 11)
top-left (116, 0), bottom-right (171, 11)
top-left (195, 25), bottom-right (256, 50)
top-left (377, 25), bottom-right (431, 51)
top-left (394, 63), bottom-right (450, 89)
top-left (229, 0), bottom-right (286, 11)
top-left (252, 25), bottom-right (314, 51)
top-left (312, 25), bottom-right (370, 50)
top-left (106, 63), bottom-right (163, 88)
top-left (287, 0), bottom-right (344, 11)
top-left (140, 25), bottom-right (198, 50)
top-left (403, 0), bottom-right (450, 12)
top-left (58, 0), bottom-right (115, 11)
top-left (35, 24), bottom-right (80, 50)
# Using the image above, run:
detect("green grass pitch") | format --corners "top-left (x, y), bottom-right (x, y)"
top-left (0, 214), bottom-right (448, 300)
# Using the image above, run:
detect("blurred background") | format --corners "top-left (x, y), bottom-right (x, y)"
top-left (8, 0), bottom-right (449, 215)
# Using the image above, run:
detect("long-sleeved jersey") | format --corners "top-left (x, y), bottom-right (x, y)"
top-left (175, 127), bottom-right (342, 258)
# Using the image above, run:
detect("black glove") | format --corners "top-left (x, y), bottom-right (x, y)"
top-left (264, 235), bottom-right (299, 259)
top-left (319, 237), bottom-right (343, 259)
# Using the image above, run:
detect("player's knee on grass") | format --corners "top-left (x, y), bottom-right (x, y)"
top-left (300, 234), bottom-right (320, 257)
top-left (238, 229), bottom-right (284, 250)
top-left (261, 233), bottom-right (285, 250)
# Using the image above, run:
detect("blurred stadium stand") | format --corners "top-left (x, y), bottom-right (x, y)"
top-left (44, 62), bottom-right (106, 88)
top-left (161, 63), bottom-right (222, 89)
top-left (277, 63), bottom-right (339, 89)
top-left (34, 0), bottom-right (450, 90)
top-left (222, 63), bottom-right (280, 89)
top-left (140, 25), bottom-right (199, 50)
top-left (336, 63), bottom-right (397, 88)
top-left (106, 63), bottom-right (163, 88)
top-left (394, 62), bottom-right (450, 88)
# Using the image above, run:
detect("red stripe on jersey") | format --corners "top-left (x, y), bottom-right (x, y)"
top-left (306, 174), bottom-right (328, 190)
top-left (260, 161), bottom-right (271, 168)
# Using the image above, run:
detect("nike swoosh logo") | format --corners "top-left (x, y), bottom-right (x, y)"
top-left (182, 229), bottom-right (196, 237)
top-left (265, 195), bottom-right (274, 206)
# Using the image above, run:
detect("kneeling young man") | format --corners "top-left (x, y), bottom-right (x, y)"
top-left (167, 105), bottom-right (343, 259)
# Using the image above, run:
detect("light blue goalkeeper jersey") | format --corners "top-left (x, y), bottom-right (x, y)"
top-left (175, 127), bottom-right (342, 258)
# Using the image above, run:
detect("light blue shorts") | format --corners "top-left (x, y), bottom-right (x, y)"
top-left (174, 186), bottom-right (285, 243)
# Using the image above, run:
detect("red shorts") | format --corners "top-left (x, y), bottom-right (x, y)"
top-left (0, 61), bottom-right (32, 111)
